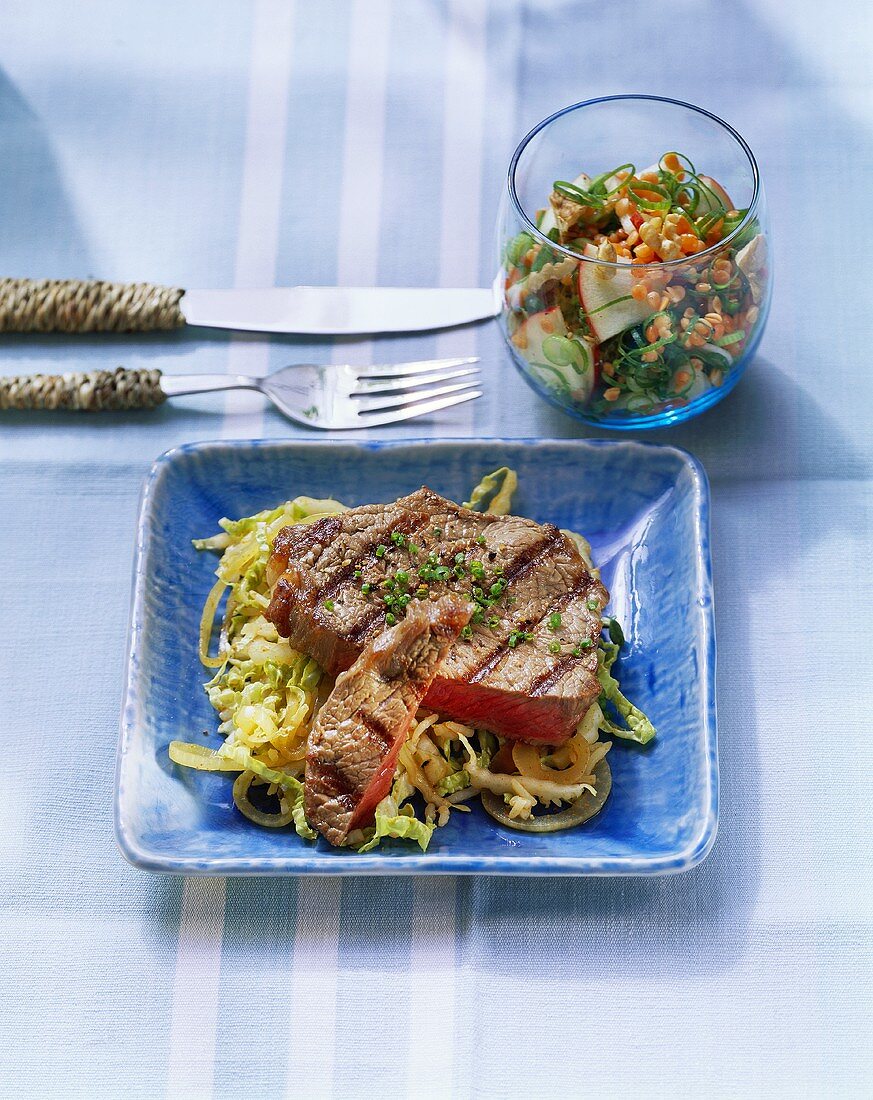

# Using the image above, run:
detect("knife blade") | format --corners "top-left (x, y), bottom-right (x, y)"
top-left (180, 286), bottom-right (498, 335)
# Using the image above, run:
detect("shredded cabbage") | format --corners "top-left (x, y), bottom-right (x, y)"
top-left (462, 466), bottom-right (518, 514)
top-left (355, 811), bottom-right (435, 853)
top-left (597, 644), bottom-right (657, 744)
top-left (354, 775), bottom-right (436, 852)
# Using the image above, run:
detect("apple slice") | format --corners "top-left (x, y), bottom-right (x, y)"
top-left (513, 306), bottom-right (567, 361)
top-left (696, 174), bottom-right (734, 214)
top-left (513, 308), bottom-right (596, 403)
top-left (578, 264), bottom-right (654, 344)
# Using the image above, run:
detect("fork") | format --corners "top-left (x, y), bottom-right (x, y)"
top-left (0, 357), bottom-right (483, 428)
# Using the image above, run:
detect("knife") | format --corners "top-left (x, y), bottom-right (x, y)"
top-left (0, 278), bottom-right (498, 336)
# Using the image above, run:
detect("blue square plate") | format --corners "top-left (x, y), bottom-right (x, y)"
top-left (116, 439), bottom-right (717, 875)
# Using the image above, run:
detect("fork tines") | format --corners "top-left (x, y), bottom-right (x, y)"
top-left (353, 357), bottom-right (482, 426)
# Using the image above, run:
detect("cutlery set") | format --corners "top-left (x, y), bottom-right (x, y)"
top-left (0, 277), bottom-right (496, 427)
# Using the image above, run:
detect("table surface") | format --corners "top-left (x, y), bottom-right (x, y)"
top-left (1, 1), bottom-right (871, 1097)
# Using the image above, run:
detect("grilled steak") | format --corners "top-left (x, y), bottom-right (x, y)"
top-left (267, 487), bottom-right (608, 745)
top-left (305, 596), bottom-right (471, 846)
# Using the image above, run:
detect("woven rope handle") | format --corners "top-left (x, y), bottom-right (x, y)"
top-left (0, 367), bottom-right (166, 411)
top-left (0, 279), bottom-right (185, 333)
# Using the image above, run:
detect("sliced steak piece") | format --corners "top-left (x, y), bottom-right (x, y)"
top-left (267, 487), bottom-right (608, 745)
top-left (305, 596), bottom-right (471, 846)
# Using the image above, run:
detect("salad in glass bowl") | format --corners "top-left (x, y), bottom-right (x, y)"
top-left (497, 96), bottom-right (771, 428)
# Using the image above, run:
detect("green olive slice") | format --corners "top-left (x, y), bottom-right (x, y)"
top-left (481, 759), bottom-right (612, 832)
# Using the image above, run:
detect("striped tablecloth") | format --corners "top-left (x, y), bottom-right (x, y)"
top-left (1, 1), bottom-right (871, 1096)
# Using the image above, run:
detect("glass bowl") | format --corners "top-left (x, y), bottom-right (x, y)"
top-left (496, 95), bottom-right (771, 429)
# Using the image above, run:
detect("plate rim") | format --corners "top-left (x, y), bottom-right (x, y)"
top-left (115, 437), bottom-right (718, 877)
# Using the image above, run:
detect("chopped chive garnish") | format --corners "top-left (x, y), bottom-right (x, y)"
top-left (385, 613), bottom-right (397, 626)
top-left (390, 531), bottom-right (406, 547)
top-left (322, 599), bottom-right (334, 611)
top-left (548, 640), bottom-right (561, 655)
top-left (508, 630), bottom-right (533, 648)
top-left (471, 608), bottom-right (484, 625)
top-left (454, 552), bottom-right (465, 564)
top-left (416, 585), bottom-right (428, 599)
top-left (453, 565), bottom-right (465, 579)
top-left (433, 527), bottom-right (443, 538)
top-left (548, 612), bottom-right (562, 632)
top-left (461, 624), bottom-right (473, 640)
top-left (361, 583), bottom-right (372, 595)
top-left (395, 570), bottom-right (409, 587)
top-left (476, 535), bottom-right (486, 546)
top-left (376, 544), bottom-right (387, 558)
top-left (587, 597), bottom-right (599, 610)
top-left (408, 543), bottom-right (419, 555)
top-left (488, 616), bottom-right (500, 629)
top-left (353, 569), bottom-right (362, 579)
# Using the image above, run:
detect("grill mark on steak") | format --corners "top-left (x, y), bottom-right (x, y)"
top-left (498, 525), bottom-right (564, 585)
top-left (307, 760), bottom-right (357, 808)
top-left (466, 566), bottom-right (599, 687)
top-left (527, 654), bottom-right (581, 697)
top-left (295, 508), bottom-right (438, 642)
top-left (359, 711), bottom-right (394, 752)
top-left (343, 606), bottom-right (384, 646)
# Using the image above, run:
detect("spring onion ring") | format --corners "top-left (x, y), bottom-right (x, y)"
top-left (168, 741), bottom-right (242, 771)
top-left (199, 577), bottom-right (229, 668)
top-left (481, 759), bottom-right (612, 832)
top-left (232, 771), bottom-right (296, 828)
